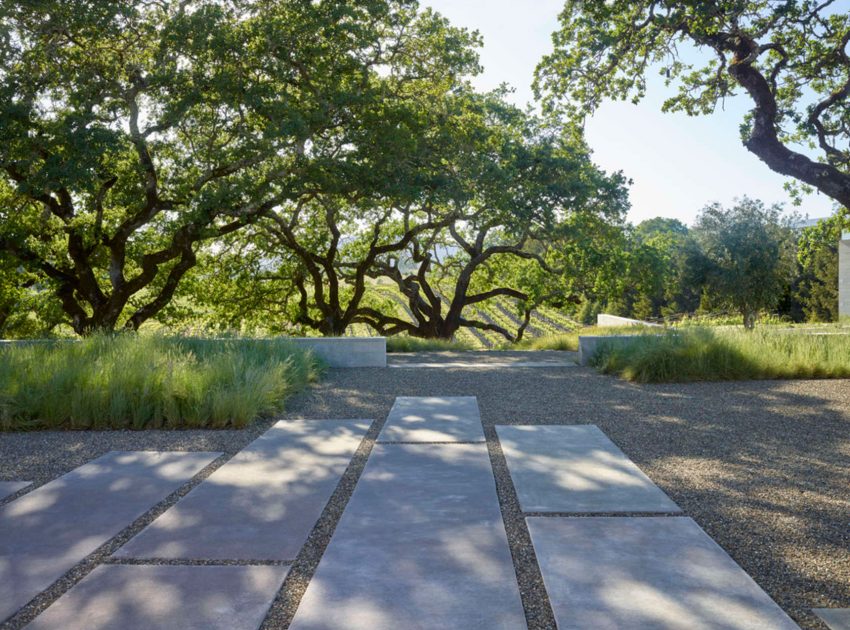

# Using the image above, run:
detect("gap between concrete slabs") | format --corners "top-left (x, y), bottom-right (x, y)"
top-left (276, 396), bottom-right (562, 629)
top-left (0, 481), bottom-right (31, 502)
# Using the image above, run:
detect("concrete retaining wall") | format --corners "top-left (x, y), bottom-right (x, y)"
top-left (288, 337), bottom-right (386, 368)
top-left (596, 314), bottom-right (662, 328)
top-left (1, 336), bottom-right (388, 368)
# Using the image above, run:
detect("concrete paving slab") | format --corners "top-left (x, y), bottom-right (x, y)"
top-left (0, 480), bottom-right (31, 500)
top-left (118, 420), bottom-right (370, 561)
top-left (0, 451), bottom-right (219, 623)
top-left (289, 443), bottom-right (525, 630)
top-left (528, 516), bottom-right (799, 630)
top-left (377, 396), bottom-right (483, 442)
top-left (814, 609), bottom-right (850, 630)
top-left (497, 424), bottom-right (680, 513)
top-left (27, 563), bottom-right (289, 630)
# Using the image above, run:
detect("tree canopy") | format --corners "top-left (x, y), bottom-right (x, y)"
top-left (536, 1), bottom-right (850, 208)
top-left (1, 0), bottom-right (845, 339)
top-left (188, 89), bottom-right (630, 339)
top-left (796, 212), bottom-right (850, 321)
top-left (0, 0), bottom-right (479, 334)
top-left (687, 197), bottom-right (797, 328)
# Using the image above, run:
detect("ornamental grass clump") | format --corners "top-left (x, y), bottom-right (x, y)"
top-left (0, 335), bottom-right (320, 431)
top-left (594, 328), bottom-right (850, 383)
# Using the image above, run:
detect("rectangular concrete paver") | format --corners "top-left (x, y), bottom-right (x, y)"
top-left (497, 424), bottom-right (680, 513)
top-left (117, 420), bottom-right (370, 561)
top-left (377, 396), bottom-right (483, 442)
top-left (0, 451), bottom-right (219, 622)
top-left (814, 609), bottom-right (850, 630)
top-left (0, 480), bottom-right (31, 500)
top-left (289, 443), bottom-right (525, 629)
top-left (527, 516), bottom-right (799, 630)
top-left (27, 564), bottom-right (289, 630)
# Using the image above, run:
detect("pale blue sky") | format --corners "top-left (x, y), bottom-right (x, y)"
top-left (424, 0), bottom-right (837, 226)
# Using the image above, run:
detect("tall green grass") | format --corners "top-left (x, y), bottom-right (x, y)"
top-left (513, 326), bottom-right (650, 352)
top-left (0, 335), bottom-right (321, 430)
top-left (594, 328), bottom-right (850, 382)
top-left (385, 336), bottom-right (474, 352)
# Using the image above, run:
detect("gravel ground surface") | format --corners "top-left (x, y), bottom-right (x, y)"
top-left (2, 353), bottom-right (849, 629)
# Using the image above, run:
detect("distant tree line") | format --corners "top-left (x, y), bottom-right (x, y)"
top-left (574, 199), bottom-right (848, 329)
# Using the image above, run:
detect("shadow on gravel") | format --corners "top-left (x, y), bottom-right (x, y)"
top-left (282, 367), bottom-right (850, 630)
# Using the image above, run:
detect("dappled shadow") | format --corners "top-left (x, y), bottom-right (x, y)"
top-left (289, 442), bottom-right (525, 629)
top-left (2, 364), bottom-right (847, 629)
top-left (497, 424), bottom-right (680, 513)
top-left (116, 420), bottom-right (370, 561)
top-left (378, 396), bottom-right (483, 442)
top-left (27, 564), bottom-right (289, 630)
top-left (0, 481), bottom-right (31, 502)
top-left (0, 451), bottom-right (218, 623)
top-left (529, 516), bottom-right (798, 629)
top-left (281, 366), bottom-right (850, 629)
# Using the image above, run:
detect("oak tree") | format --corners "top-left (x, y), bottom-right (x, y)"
top-left (688, 197), bottom-right (797, 328)
top-left (363, 95), bottom-right (630, 340)
top-left (0, 0), bottom-right (443, 333)
top-left (536, 1), bottom-right (850, 208)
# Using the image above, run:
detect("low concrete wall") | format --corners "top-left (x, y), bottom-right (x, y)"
top-left (578, 335), bottom-right (642, 366)
top-left (288, 337), bottom-right (386, 368)
top-left (1, 336), bottom-right (388, 368)
top-left (596, 313), bottom-right (662, 328)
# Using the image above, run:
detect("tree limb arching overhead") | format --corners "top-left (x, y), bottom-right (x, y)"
top-left (536, 0), bottom-right (850, 208)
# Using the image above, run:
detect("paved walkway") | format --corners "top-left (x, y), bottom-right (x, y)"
top-left (813, 609), bottom-right (850, 630)
top-left (0, 452), bottom-right (218, 623)
top-left (529, 516), bottom-right (798, 629)
top-left (377, 396), bottom-right (484, 442)
top-left (1, 394), bottom-right (819, 629)
top-left (117, 420), bottom-right (369, 561)
top-left (497, 424), bottom-right (681, 513)
top-left (388, 350), bottom-right (578, 369)
top-left (291, 397), bottom-right (522, 629)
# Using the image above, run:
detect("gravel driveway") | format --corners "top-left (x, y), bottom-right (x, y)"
top-left (1, 355), bottom-right (848, 629)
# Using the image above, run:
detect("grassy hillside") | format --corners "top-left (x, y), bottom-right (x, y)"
top-left (346, 282), bottom-right (579, 349)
